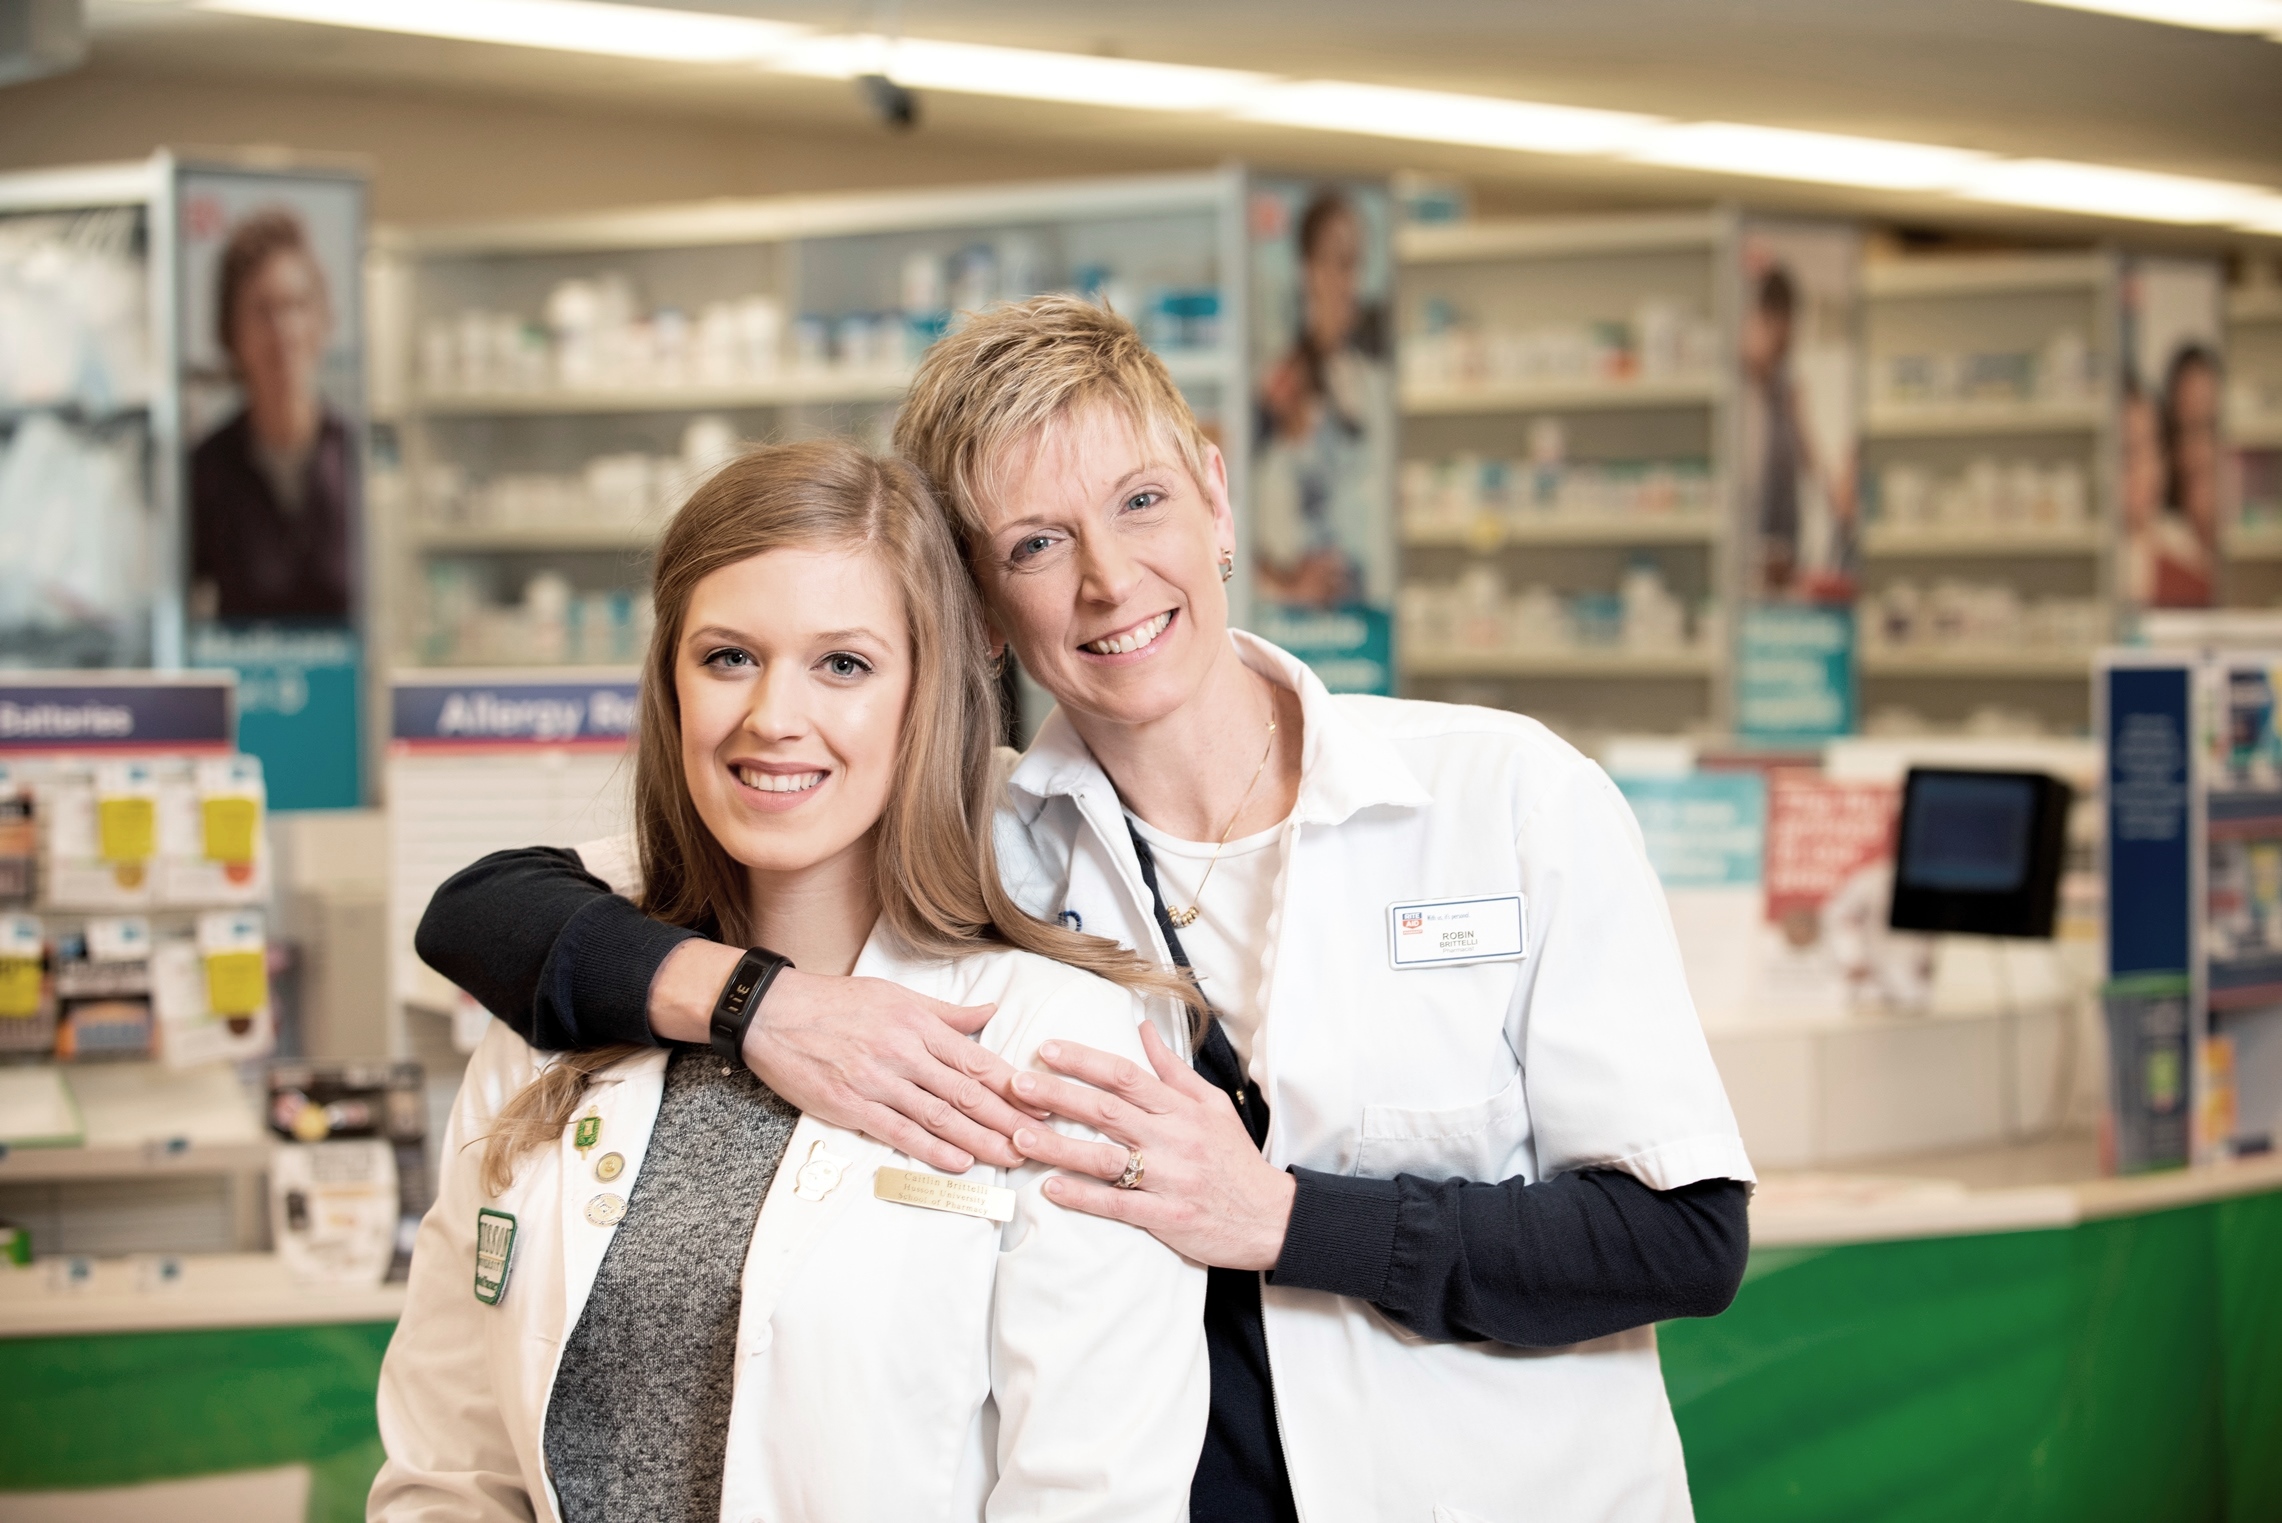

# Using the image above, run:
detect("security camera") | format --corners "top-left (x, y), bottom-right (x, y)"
top-left (858, 73), bottom-right (919, 130)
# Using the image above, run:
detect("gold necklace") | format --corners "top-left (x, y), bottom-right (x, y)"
top-left (1165, 702), bottom-right (1279, 930)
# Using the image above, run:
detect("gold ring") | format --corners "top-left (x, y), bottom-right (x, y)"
top-left (1114, 1148), bottom-right (1145, 1190)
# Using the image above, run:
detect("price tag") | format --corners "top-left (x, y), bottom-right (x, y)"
top-left (197, 910), bottom-right (268, 1017)
top-left (0, 914), bottom-right (41, 1018)
top-left (197, 758), bottom-right (265, 866)
top-left (95, 763), bottom-right (159, 865)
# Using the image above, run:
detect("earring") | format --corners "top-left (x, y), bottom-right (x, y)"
top-left (1218, 552), bottom-right (1234, 584)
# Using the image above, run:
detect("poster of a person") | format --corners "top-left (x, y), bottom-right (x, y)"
top-left (2121, 260), bottom-right (2228, 610)
top-left (181, 173), bottom-right (363, 626)
top-left (1251, 184), bottom-right (1393, 615)
top-left (1739, 227), bottom-right (1860, 604)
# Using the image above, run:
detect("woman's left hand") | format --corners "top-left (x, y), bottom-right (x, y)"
top-left (1009, 1023), bottom-right (1295, 1271)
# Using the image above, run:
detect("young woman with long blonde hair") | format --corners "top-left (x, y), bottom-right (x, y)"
top-left (372, 439), bottom-right (1205, 1523)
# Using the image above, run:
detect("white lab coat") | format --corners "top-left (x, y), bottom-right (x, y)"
top-left (994, 632), bottom-right (1755, 1523)
top-left (370, 916), bottom-right (1209, 1523)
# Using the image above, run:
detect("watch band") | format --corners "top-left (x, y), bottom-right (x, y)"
top-left (707, 947), bottom-right (793, 1063)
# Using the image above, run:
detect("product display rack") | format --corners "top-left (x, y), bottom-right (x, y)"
top-left (1393, 212), bottom-right (1737, 743)
top-left (2226, 283), bottom-right (2282, 603)
top-left (1857, 251), bottom-right (2119, 738)
top-left (0, 157), bottom-right (181, 670)
top-left (380, 171), bottom-right (1250, 688)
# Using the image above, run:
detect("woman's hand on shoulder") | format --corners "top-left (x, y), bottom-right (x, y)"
top-left (1010, 1022), bottom-right (1296, 1271)
top-left (741, 967), bottom-right (1036, 1172)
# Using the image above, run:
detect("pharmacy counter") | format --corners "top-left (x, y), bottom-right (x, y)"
top-left (1665, 1140), bottom-right (2282, 1523)
top-left (0, 1253), bottom-right (402, 1523)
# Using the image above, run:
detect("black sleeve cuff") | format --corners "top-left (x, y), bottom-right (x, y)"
top-left (1267, 1167), bottom-right (1402, 1302)
top-left (534, 893), bottom-right (698, 1050)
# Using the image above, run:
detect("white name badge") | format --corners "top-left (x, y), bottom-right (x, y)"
top-left (1387, 894), bottom-right (1527, 969)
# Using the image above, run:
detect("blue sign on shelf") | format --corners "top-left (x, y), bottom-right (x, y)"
top-left (0, 677), bottom-right (233, 752)
top-left (1617, 772), bottom-right (1767, 890)
top-left (191, 624), bottom-right (361, 811)
top-left (1253, 604), bottom-right (1394, 697)
top-left (392, 674), bottom-right (640, 748)
top-left (1737, 604), bottom-right (1855, 745)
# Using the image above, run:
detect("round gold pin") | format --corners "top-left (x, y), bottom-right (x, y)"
top-left (584, 1193), bottom-right (627, 1227)
top-left (594, 1152), bottom-right (625, 1183)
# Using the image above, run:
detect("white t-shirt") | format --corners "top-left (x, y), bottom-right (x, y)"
top-left (1125, 812), bottom-right (1285, 1080)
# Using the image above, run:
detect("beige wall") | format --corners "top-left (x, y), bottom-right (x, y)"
top-left (0, 61), bottom-right (1199, 225)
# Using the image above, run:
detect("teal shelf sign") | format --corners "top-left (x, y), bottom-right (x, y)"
top-left (1253, 604), bottom-right (1393, 696)
top-left (1737, 604), bottom-right (1854, 745)
top-left (190, 624), bottom-right (362, 810)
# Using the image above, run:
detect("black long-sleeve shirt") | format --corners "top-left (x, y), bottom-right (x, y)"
top-left (417, 846), bottom-right (1750, 1520)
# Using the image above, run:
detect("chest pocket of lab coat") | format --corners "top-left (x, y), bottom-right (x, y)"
top-left (1354, 1068), bottom-right (1524, 1182)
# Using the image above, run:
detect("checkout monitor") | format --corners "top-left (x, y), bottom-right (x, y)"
top-left (1889, 767), bottom-right (2071, 939)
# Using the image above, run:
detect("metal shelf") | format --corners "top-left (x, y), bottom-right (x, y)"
top-left (1863, 253), bottom-right (2108, 300)
top-left (2232, 416), bottom-right (2282, 449)
top-left (1404, 647), bottom-right (1715, 679)
top-left (1402, 375), bottom-right (1720, 416)
top-left (413, 523), bottom-right (659, 554)
top-left (1402, 515), bottom-right (1720, 549)
top-left (1861, 524), bottom-right (2102, 557)
top-left (1864, 399), bottom-right (2105, 439)
top-left (413, 348), bottom-right (1231, 417)
top-left (1397, 213), bottom-right (1723, 265)
top-left (1859, 648), bottom-right (2096, 679)
top-left (2224, 525), bottom-right (2282, 561)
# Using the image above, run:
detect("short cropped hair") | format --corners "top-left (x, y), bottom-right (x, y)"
top-left (217, 208), bottom-right (326, 358)
top-left (893, 294), bottom-right (1214, 558)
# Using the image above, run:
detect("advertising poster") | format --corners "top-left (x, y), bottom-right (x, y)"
top-left (2121, 258), bottom-right (2226, 611)
top-left (176, 164), bottom-right (367, 808)
top-left (1246, 176), bottom-right (1397, 694)
top-left (1739, 220), bottom-right (1862, 605)
top-left (1760, 768), bottom-right (1916, 1016)
top-left (1616, 770), bottom-right (1766, 1029)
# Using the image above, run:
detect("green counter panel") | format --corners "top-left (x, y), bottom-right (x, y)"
top-left (0, 1320), bottom-right (394, 1523)
top-left (2, 1188), bottom-right (2276, 1522)
top-left (1663, 1189), bottom-right (2282, 1523)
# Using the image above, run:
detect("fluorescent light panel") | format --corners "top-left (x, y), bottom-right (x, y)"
top-left (184, 0), bottom-right (2282, 235)
top-left (2013, 0), bottom-right (2282, 38)
top-left (196, 0), bottom-right (805, 62)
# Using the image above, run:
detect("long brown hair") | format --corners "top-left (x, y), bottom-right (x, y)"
top-left (482, 438), bottom-right (1189, 1193)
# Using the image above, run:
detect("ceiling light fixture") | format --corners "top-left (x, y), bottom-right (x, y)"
top-left (179, 0), bottom-right (2282, 237)
top-left (1624, 122), bottom-right (1995, 192)
top-left (194, 0), bottom-right (806, 63)
top-left (1236, 81), bottom-right (1660, 157)
top-left (2013, 0), bottom-right (2282, 39)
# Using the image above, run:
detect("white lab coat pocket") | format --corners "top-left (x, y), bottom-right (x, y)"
top-left (1354, 1069), bottom-right (1523, 1181)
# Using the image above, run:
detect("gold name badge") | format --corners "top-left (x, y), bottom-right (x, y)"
top-left (873, 1166), bottom-right (1016, 1223)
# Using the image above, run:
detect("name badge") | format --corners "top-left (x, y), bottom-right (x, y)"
top-left (873, 1166), bottom-right (1017, 1223)
top-left (1387, 894), bottom-right (1527, 969)
top-left (474, 1208), bottom-right (517, 1305)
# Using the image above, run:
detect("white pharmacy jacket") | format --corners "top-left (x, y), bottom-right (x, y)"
top-left (993, 633), bottom-right (1756, 1523)
top-left (370, 903), bottom-right (1209, 1523)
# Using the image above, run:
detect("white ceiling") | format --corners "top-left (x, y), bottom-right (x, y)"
top-left (70, 0), bottom-right (2282, 241)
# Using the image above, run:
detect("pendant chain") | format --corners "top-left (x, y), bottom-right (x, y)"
top-left (1164, 698), bottom-right (1279, 931)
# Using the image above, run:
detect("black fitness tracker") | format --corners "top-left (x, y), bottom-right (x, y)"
top-left (707, 947), bottom-right (794, 1063)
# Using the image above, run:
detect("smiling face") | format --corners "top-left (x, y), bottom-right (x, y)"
top-left (973, 402), bottom-right (1236, 731)
top-left (675, 543), bottom-right (912, 887)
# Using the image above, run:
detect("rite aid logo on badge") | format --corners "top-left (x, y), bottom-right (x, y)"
top-left (1387, 895), bottom-right (1527, 969)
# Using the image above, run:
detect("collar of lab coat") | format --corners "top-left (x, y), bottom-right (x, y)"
top-left (1008, 630), bottom-right (1432, 830)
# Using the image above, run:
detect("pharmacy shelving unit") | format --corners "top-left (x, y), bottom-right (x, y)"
top-left (379, 171), bottom-right (1249, 705)
top-left (1394, 212), bottom-right (1737, 743)
top-left (1858, 252), bottom-right (2120, 737)
top-left (2226, 284), bottom-right (2282, 606)
top-left (0, 157), bottom-right (182, 670)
